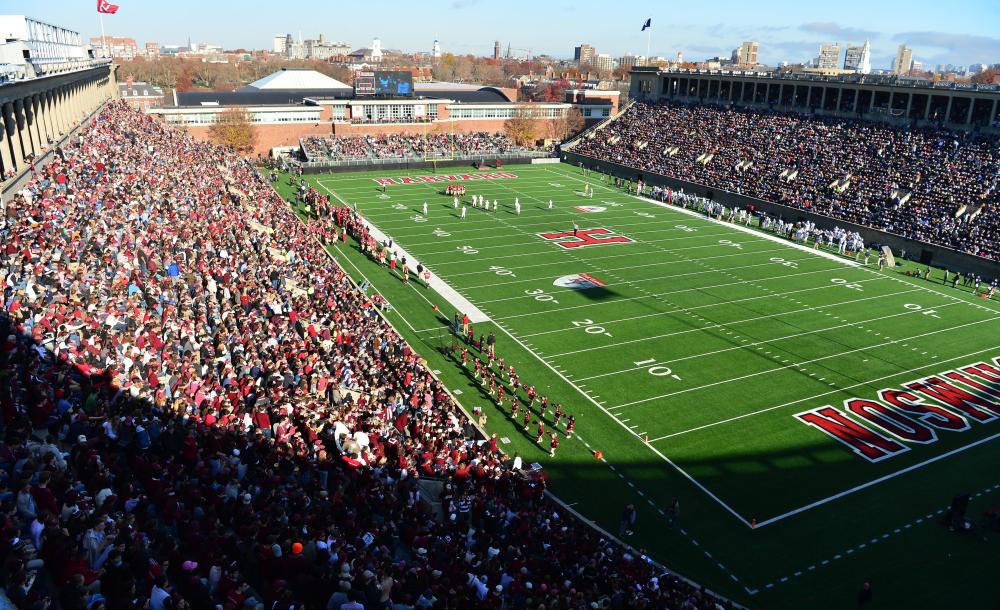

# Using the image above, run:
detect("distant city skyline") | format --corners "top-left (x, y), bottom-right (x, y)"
top-left (4, 0), bottom-right (999, 68)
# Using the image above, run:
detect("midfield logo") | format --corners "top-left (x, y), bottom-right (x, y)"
top-left (796, 358), bottom-right (1000, 462)
top-left (373, 172), bottom-right (517, 186)
top-left (537, 228), bottom-right (634, 249)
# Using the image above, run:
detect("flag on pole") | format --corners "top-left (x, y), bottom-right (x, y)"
top-left (641, 18), bottom-right (652, 31)
top-left (97, 0), bottom-right (119, 14)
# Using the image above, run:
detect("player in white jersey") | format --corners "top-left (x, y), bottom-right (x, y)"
top-left (492, 200), bottom-right (498, 212)
top-left (460, 206), bottom-right (466, 219)
top-left (548, 199), bottom-right (553, 209)
top-left (514, 196), bottom-right (519, 208)
top-left (423, 202), bottom-right (428, 216)
top-left (514, 201), bottom-right (521, 215)
top-left (453, 196), bottom-right (459, 209)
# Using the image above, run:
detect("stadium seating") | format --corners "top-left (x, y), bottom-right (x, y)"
top-left (301, 132), bottom-right (523, 162)
top-left (572, 102), bottom-right (1000, 260)
top-left (0, 102), bottom-right (733, 610)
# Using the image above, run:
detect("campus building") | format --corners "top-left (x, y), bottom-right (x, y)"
top-left (148, 68), bottom-right (572, 155)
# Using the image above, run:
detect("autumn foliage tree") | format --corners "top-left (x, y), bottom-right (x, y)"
top-left (503, 110), bottom-right (539, 147)
top-left (971, 67), bottom-right (1000, 84)
top-left (208, 107), bottom-right (258, 155)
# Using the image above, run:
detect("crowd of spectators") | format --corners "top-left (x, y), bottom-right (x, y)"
top-left (300, 133), bottom-right (521, 162)
top-left (572, 102), bottom-right (1000, 260)
top-left (0, 102), bottom-right (733, 610)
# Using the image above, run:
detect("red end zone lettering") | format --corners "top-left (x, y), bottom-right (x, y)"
top-left (796, 357), bottom-right (1000, 461)
top-left (845, 398), bottom-right (935, 443)
top-left (796, 406), bottom-right (908, 462)
top-left (371, 173), bottom-right (515, 185)
top-left (538, 228), bottom-right (634, 249)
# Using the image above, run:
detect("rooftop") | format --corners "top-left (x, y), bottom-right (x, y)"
top-left (244, 68), bottom-right (350, 91)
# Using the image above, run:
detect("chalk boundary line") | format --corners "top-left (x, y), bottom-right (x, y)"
top-left (321, 165), bottom-right (1000, 533)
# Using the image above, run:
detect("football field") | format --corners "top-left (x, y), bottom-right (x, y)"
top-left (284, 162), bottom-right (1000, 608)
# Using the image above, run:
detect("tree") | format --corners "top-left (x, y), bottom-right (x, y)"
top-left (563, 107), bottom-right (586, 138)
top-left (971, 67), bottom-right (1000, 84)
top-left (208, 107), bottom-right (258, 154)
top-left (503, 111), bottom-right (538, 146)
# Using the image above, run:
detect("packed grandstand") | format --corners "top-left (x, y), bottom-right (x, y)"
top-left (0, 103), bottom-right (734, 610)
top-left (300, 132), bottom-right (523, 163)
top-left (571, 102), bottom-right (1000, 260)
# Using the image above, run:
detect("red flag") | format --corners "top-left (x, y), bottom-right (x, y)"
top-left (97, 0), bottom-right (119, 13)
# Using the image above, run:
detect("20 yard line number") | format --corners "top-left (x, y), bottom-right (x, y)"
top-left (571, 318), bottom-right (612, 338)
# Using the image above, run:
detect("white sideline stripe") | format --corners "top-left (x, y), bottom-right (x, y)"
top-left (649, 343), bottom-right (1000, 443)
top-left (639, 194), bottom-right (862, 268)
top-left (755, 432), bottom-right (1000, 528)
top-left (571, 301), bottom-right (954, 377)
top-left (546, 165), bottom-right (1000, 318)
top-left (316, 182), bottom-right (492, 324)
top-left (521, 278), bottom-right (899, 337)
top-left (542, 165), bottom-right (862, 269)
top-left (488, 318), bottom-right (752, 526)
top-left (484, 265), bottom-right (846, 306)
top-left (610, 316), bottom-right (999, 410)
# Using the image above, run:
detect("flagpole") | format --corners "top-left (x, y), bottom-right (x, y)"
top-left (646, 21), bottom-right (651, 62)
top-left (99, 12), bottom-right (107, 58)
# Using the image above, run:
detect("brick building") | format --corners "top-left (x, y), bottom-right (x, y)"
top-left (149, 68), bottom-right (571, 155)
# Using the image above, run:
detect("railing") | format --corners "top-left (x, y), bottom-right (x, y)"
top-left (294, 149), bottom-right (554, 169)
top-left (644, 67), bottom-right (1000, 92)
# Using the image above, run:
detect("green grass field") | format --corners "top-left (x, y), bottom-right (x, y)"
top-left (273, 162), bottom-right (999, 610)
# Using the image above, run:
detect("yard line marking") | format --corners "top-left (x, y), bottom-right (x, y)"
top-left (546, 163), bottom-right (1000, 317)
top-left (445, 245), bottom-right (789, 278)
top-left (480, 285), bottom-right (755, 526)
top-left (317, 181), bottom-right (491, 323)
top-left (611, 317), bottom-right (998, 411)
top-left (499, 276), bottom-right (885, 321)
top-left (461, 253), bottom-right (820, 291)
top-left (485, 265), bottom-right (847, 306)
top-left (648, 343), bottom-right (1000, 443)
top-left (753, 432), bottom-right (1000, 528)
top-left (563, 301), bottom-right (952, 367)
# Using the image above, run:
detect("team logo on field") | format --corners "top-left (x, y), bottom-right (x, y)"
top-left (553, 273), bottom-right (607, 290)
top-left (574, 205), bottom-right (607, 213)
top-left (795, 358), bottom-right (1000, 462)
top-left (537, 228), bottom-right (634, 249)
top-left (373, 172), bottom-right (517, 186)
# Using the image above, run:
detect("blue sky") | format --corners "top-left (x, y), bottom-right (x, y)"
top-left (7, 0), bottom-right (999, 68)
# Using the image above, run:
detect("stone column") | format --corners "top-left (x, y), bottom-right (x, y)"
top-left (965, 98), bottom-right (974, 125)
top-left (0, 112), bottom-right (15, 177)
top-left (13, 98), bottom-right (32, 160)
top-left (3, 102), bottom-right (24, 171)
top-left (52, 87), bottom-right (66, 135)
top-left (25, 96), bottom-right (42, 155)
top-left (39, 92), bottom-right (54, 146)
top-left (944, 96), bottom-right (953, 123)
